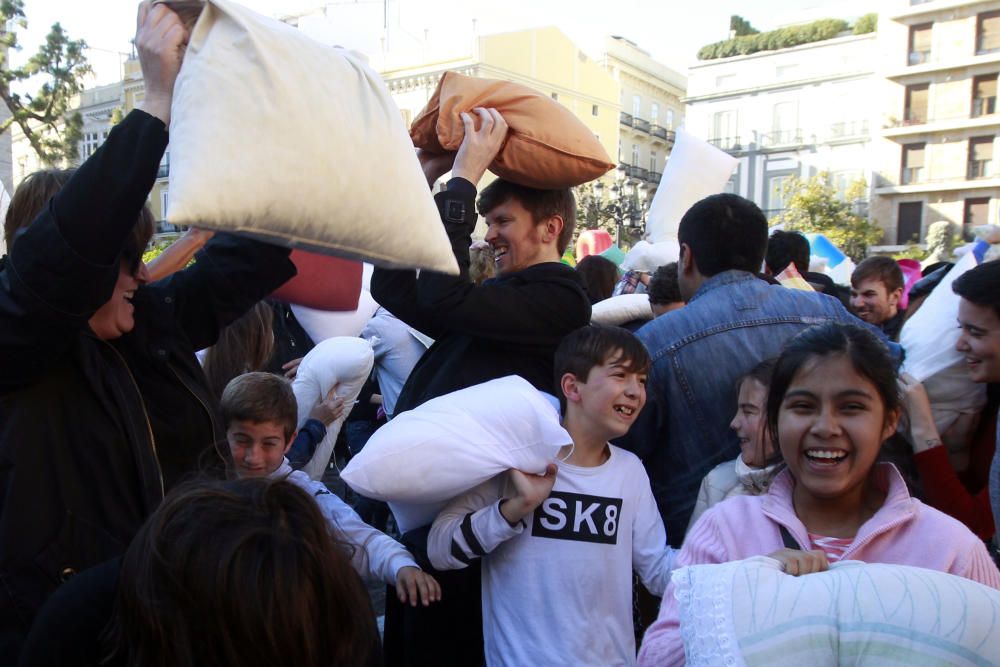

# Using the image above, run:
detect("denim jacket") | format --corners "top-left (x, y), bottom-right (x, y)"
top-left (617, 270), bottom-right (870, 546)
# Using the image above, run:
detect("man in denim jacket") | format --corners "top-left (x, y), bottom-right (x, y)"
top-left (618, 194), bottom-right (863, 546)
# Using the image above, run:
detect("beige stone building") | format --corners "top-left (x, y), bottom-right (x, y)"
top-left (873, 0), bottom-right (1000, 244)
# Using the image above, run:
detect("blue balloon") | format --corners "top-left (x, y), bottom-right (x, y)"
top-left (805, 233), bottom-right (847, 268)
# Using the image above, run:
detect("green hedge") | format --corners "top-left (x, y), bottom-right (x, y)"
top-left (698, 18), bottom-right (851, 60)
top-left (853, 13), bottom-right (877, 35)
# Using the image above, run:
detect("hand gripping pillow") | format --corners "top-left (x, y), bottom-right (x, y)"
top-left (590, 294), bottom-right (652, 327)
top-left (674, 556), bottom-right (1000, 667)
top-left (341, 375), bottom-right (571, 531)
top-left (291, 337), bottom-right (374, 480)
top-left (163, 0), bottom-right (457, 274)
top-left (409, 71), bottom-right (614, 189)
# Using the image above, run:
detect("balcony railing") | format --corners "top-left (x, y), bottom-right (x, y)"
top-left (972, 97), bottom-right (997, 118)
top-left (760, 130), bottom-right (804, 148)
top-left (648, 170), bottom-right (663, 183)
top-left (827, 120), bottom-right (869, 140)
top-left (633, 117), bottom-right (650, 133)
top-left (157, 163), bottom-right (169, 178)
top-left (648, 125), bottom-right (677, 144)
top-left (620, 112), bottom-right (633, 127)
top-left (901, 166), bottom-right (924, 184)
top-left (709, 136), bottom-right (743, 151)
top-left (968, 159), bottom-right (993, 179)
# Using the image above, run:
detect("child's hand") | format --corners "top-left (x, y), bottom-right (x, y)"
top-left (308, 386), bottom-right (344, 427)
top-left (500, 464), bottom-right (557, 526)
top-left (767, 548), bottom-right (829, 576)
top-left (282, 357), bottom-right (303, 380)
top-left (395, 566), bottom-right (441, 607)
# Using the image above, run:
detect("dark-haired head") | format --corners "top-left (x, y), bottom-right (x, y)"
top-left (221, 371), bottom-right (298, 440)
top-left (3, 168), bottom-right (75, 251)
top-left (554, 324), bottom-right (650, 415)
top-left (765, 229), bottom-right (810, 276)
top-left (953, 260), bottom-right (1000, 318)
top-left (677, 194), bottom-right (768, 300)
top-left (576, 255), bottom-right (619, 303)
top-left (648, 262), bottom-right (683, 316)
top-left (766, 322), bottom-right (901, 456)
top-left (106, 478), bottom-right (378, 667)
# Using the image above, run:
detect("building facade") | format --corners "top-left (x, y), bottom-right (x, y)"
top-left (872, 0), bottom-right (1000, 244)
top-left (684, 32), bottom-right (878, 220)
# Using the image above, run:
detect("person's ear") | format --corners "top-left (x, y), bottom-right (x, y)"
top-left (888, 287), bottom-right (903, 308)
top-left (881, 408), bottom-right (901, 442)
top-left (679, 243), bottom-right (695, 275)
top-left (560, 372), bottom-right (583, 404)
top-left (284, 433), bottom-right (297, 455)
top-left (542, 215), bottom-right (564, 246)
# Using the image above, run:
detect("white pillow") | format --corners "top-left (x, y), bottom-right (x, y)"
top-left (165, 0), bottom-right (458, 275)
top-left (620, 240), bottom-right (679, 273)
top-left (341, 375), bottom-right (571, 532)
top-left (291, 337), bottom-right (374, 480)
top-left (591, 293), bottom-right (653, 326)
top-left (292, 290), bottom-right (381, 343)
top-left (674, 556), bottom-right (1000, 666)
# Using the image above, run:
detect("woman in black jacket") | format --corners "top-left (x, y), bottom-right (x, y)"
top-left (0, 3), bottom-right (295, 655)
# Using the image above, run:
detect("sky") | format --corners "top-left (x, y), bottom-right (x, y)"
top-left (16, 0), bottom-right (878, 87)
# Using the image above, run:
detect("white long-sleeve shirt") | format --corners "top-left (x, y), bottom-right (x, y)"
top-left (270, 458), bottom-right (417, 584)
top-left (428, 445), bottom-right (676, 667)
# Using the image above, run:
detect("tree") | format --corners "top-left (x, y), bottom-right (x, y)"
top-left (775, 174), bottom-right (884, 262)
top-left (730, 15), bottom-right (759, 37)
top-left (853, 13), bottom-right (878, 35)
top-left (0, 0), bottom-right (92, 166)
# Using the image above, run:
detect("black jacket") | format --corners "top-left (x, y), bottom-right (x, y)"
top-left (371, 178), bottom-right (591, 414)
top-left (0, 110), bottom-right (295, 639)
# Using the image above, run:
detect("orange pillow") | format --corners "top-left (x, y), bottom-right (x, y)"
top-left (410, 71), bottom-right (614, 189)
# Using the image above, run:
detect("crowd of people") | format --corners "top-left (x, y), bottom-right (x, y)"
top-left (1, 3), bottom-right (999, 666)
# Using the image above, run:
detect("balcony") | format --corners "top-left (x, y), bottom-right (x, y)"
top-left (649, 125), bottom-right (676, 145)
top-left (826, 120), bottom-right (869, 142)
top-left (620, 112), bottom-right (633, 127)
top-left (972, 97), bottom-right (997, 118)
top-left (901, 166), bottom-right (923, 185)
top-left (759, 129), bottom-right (805, 149)
top-left (632, 117), bottom-right (650, 134)
top-left (157, 162), bottom-right (169, 178)
top-left (617, 163), bottom-right (661, 184)
top-left (709, 136), bottom-right (743, 151)
top-left (874, 173), bottom-right (1000, 195)
top-left (908, 50), bottom-right (931, 66)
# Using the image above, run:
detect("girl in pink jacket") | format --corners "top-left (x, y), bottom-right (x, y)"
top-left (638, 322), bottom-right (1000, 666)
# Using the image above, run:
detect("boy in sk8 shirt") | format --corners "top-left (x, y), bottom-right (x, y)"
top-left (428, 325), bottom-right (676, 667)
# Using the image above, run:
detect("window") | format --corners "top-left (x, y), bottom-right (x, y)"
top-left (909, 23), bottom-right (932, 65)
top-left (963, 198), bottom-right (990, 240)
top-left (157, 150), bottom-right (170, 178)
top-left (897, 201), bottom-right (923, 244)
top-left (967, 136), bottom-right (994, 179)
top-left (631, 144), bottom-right (640, 166)
top-left (632, 95), bottom-right (641, 118)
top-left (771, 102), bottom-right (798, 144)
top-left (972, 74), bottom-right (997, 117)
top-left (767, 175), bottom-right (790, 214)
top-left (649, 150), bottom-right (657, 173)
top-left (551, 92), bottom-right (559, 101)
top-left (79, 131), bottom-right (101, 159)
top-left (775, 64), bottom-right (798, 78)
top-left (592, 104), bottom-right (599, 116)
top-left (650, 103), bottom-right (659, 125)
top-left (830, 171), bottom-right (863, 201)
top-left (901, 143), bottom-right (925, 184)
top-left (715, 74), bottom-right (736, 87)
top-left (977, 11), bottom-right (1000, 55)
top-left (712, 110), bottom-right (738, 147)
top-left (160, 188), bottom-right (169, 220)
top-left (904, 83), bottom-right (929, 123)
top-left (666, 109), bottom-right (675, 129)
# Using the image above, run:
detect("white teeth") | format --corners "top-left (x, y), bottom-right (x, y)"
top-left (614, 405), bottom-right (635, 416)
top-left (806, 450), bottom-right (847, 460)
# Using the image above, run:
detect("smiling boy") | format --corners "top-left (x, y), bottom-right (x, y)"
top-left (428, 326), bottom-right (676, 667)
top-left (221, 372), bottom-right (440, 607)
top-left (850, 256), bottom-right (906, 340)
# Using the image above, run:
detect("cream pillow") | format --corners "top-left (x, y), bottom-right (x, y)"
top-left (164, 0), bottom-right (457, 274)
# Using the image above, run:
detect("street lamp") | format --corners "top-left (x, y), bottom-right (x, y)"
top-left (592, 170), bottom-right (651, 247)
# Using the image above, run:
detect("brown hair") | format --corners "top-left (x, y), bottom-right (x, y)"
top-left (4, 169), bottom-right (74, 250)
top-left (477, 179), bottom-right (576, 254)
top-left (4, 167), bottom-right (155, 273)
top-left (554, 324), bottom-right (651, 415)
top-left (220, 371), bottom-right (297, 440)
top-left (851, 256), bottom-right (904, 293)
top-left (105, 477), bottom-right (378, 667)
top-left (575, 255), bottom-right (619, 303)
top-left (204, 303), bottom-right (276, 401)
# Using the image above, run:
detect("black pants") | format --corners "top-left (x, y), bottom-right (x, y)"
top-left (382, 527), bottom-right (484, 667)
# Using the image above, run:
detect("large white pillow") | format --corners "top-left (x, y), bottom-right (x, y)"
top-left (292, 290), bottom-right (381, 343)
top-left (165, 0), bottom-right (457, 274)
top-left (674, 556), bottom-right (1000, 666)
top-left (291, 337), bottom-right (374, 480)
top-left (341, 375), bottom-right (570, 531)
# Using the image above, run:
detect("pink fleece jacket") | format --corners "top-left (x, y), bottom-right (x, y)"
top-left (637, 463), bottom-right (1000, 666)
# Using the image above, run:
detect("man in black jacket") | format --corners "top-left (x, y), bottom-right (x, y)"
top-left (0, 4), bottom-right (295, 655)
top-left (371, 108), bottom-right (591, 666)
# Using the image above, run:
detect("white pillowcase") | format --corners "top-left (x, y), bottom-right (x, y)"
top-left (674, 556), bottom-right (1000, 666)
top-left (341, 375), bottom-right (571, 532)
top-left (166, 0), bottom-right (457, 274)
top-left (591, 293), bottom-right (653, 326)
top-left (291, 337), bottom-right (374, 480)
top-left (292, 290), bottom-right (381, 343)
